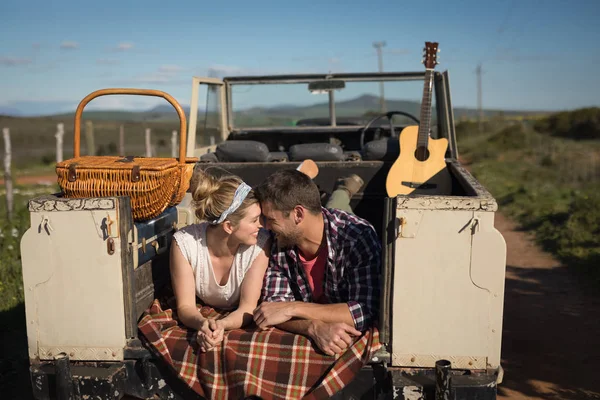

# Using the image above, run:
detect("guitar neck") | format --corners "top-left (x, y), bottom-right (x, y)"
top-left (417, 69), bottom-right (434, 148)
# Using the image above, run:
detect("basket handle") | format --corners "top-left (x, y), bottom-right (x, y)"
top-left (73, 88), bottom-right (187, 164)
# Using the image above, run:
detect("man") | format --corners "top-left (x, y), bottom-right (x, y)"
top-left (253, 169), bottom-right (381, 356)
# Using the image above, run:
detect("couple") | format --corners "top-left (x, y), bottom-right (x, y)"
top-left (169, 164), bottom-right (381, 357)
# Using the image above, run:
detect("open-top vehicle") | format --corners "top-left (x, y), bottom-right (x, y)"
top-left (20, 43), bottom-right (507, 399)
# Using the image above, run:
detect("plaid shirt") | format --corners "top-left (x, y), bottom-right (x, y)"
top-left (261, 207), bottom-right (381, 331)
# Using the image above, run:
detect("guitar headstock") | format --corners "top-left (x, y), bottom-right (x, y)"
top-left (422, 41), bottom-right (439, 69)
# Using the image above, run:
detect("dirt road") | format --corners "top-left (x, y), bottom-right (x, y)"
top-left (0, 174), bottom-right (57, 186)
top-left (495, 213), bottom-right (600, 400)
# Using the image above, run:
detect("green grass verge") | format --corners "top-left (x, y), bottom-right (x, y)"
top-left (0, 190), bottom-right (39, 400)
top-left (458, 121), bottom-right (600, 286)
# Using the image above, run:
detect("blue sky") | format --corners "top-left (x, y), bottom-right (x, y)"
top-left (1, 0), bottom-right (599, 116)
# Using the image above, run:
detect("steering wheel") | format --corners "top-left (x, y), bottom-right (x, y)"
top-left (359, 111), bottom-right (420, 149)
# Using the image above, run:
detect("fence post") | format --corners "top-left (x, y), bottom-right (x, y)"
top-left (85, 120), bottom-right (96, 156)
top-left (55, 123), bottom-right (64, 163)
top-left (3, 127), bottom-right (13, 221)
top-left (119, 124), bottom-right (125, 156)
top-left (145, 128), bottom-right (152, 157)
top-left (171, 130), bottom-right (178, 158)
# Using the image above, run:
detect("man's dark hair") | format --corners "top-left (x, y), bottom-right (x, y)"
top-left (255, 169), bottom-right (322, 215)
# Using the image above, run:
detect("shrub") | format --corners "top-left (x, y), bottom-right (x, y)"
top-left (534, 107), bottom-right (600, 139)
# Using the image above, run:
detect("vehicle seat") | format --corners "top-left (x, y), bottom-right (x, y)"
top-left (201, 141), bottom-right (290, 163)
top-left (289, 143), bottom-right (345, 161)
top-left (361, 138), bottom-right (400, 161)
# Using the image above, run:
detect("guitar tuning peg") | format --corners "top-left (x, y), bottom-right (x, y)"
top-left (420, 59), bottom-right (424, 63)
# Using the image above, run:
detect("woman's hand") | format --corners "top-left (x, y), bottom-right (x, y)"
top-left (196, 318), bottom-right (225, 352)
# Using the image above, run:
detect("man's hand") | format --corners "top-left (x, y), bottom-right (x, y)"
top-left (196, 318), bottom-right (224, 352)
top-left (308, 321), bottom-right (362, 356)
top-left (253, 302), bottom-right (295, 329)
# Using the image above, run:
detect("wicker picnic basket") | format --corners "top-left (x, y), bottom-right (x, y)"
top-left (56, 88), bottom-right (198, 221)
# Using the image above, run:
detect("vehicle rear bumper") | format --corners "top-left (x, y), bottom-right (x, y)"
top-left (29, 355), bottom-right (192, 400)
top-left (30, 355), bottom-right (499, 400)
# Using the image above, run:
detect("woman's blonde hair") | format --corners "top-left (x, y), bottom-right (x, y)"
top-left (190, 168), bottom-right (257, 226)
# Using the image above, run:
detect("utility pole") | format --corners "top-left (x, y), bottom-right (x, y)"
top-left (476, 63), bottom-right (483, 132)
top-left (373, 41), bottom-right (387, 113)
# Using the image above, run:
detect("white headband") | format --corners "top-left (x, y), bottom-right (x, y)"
top-left (211, 182), bottom-right (252, 224)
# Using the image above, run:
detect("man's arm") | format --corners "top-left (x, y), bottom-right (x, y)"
top-left (290, 302), bottom-right (354, 325)
top-left (275, 318), bottom-right (362, 356)
top-left (275, 319), bottom-right (312, 336)
top-left (253, 301), bottom-right (355, 328)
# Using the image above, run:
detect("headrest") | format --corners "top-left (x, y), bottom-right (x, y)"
top-left (199, 152), bottom-right (218, 162)
top-left (361, 138), bottom-right (400, 161)
top-left (289, 143), bottom-right (345, 161)
top-left (215, 140), bottom-right (270, 162)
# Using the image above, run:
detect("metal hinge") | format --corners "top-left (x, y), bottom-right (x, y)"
top-left (459, 217), bottom-right (479, 235)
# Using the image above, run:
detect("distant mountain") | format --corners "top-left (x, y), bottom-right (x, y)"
top-left (148, 104), bottom-right (192, 115)
top-left (1, 93), bottom-right (552, 121)
top-left (0, 106), bottom-right (21, 116)
top-left (0, 100), bottom-right (76, 117)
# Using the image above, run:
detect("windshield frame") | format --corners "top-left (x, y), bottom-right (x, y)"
top-left (224, 72), bottom-right (438, 131)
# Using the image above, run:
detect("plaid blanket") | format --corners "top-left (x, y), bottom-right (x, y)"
top-left (138, 296), bottom-right (381, 400)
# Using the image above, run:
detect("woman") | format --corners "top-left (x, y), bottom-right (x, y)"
top-left (170, 168), bottom-right (270, 352)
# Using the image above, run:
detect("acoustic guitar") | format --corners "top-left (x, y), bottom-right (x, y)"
top-left (385, 41), bottom-right (452, 197)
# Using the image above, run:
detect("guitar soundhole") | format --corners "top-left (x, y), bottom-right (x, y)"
top-left (415, 146), bottom-right (430, 161)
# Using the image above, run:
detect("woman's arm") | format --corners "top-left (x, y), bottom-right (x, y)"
top-left (219, 238), bottom-right (271, 331)
top-left (169, 239), bottom-right (206, 331)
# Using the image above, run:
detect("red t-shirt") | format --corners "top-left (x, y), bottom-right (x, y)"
top-left (298, 244), bottom-right (328, 303)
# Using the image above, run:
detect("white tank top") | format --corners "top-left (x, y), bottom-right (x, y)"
top-left (173, 223), bottom-right (270, 310)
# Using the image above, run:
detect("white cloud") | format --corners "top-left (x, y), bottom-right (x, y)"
top-left (0, 56), bottom-right (33, 66)
top-left (111, 65), bottom-right (189, 86)
top-left (206, 65), bottom-right (279, 78)
top-left (113, 73), bottom-right (189, 86)
top-left (114, 42), bottom-right (134, 52)
top-left (84, 95), bottom-right (163, 110)
top-left (60, 41), bottom-right (79, 50)
top-left (206, 64), bottom-right (320, 78)
top-left (207, 64), bottom-right (249, 76)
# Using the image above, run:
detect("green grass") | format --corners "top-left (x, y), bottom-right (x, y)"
top-left (0, 188), bottom-right (42, 400)
top-left (458, 120), bottom-right (600, 286)
top-left (0, 194), bottom-right (31, 311)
